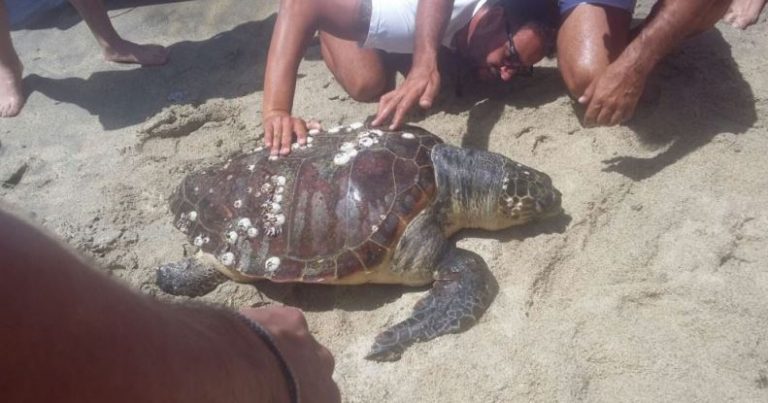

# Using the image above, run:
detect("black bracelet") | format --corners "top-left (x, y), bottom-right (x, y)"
top-left (236, 313), bottom-right (300, 403)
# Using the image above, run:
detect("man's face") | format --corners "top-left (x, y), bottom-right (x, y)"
top-left (470, 21), bottom-right (547, 82)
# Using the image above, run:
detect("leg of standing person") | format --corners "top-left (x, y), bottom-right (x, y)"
top-left (0, 0), bottom-right (23, 117)
top-left (724, 0), bottom-right (766, 28)
top-left (67, 0), bottom-right (168, 65)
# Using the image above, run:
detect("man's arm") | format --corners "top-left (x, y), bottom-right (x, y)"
top-left (372, 0), bottom-right (455, 129)
top-left (262, 0), bottom-right (320, 156)
top-left (0, 208), bottom-right (339, 403)
top-left (581, 0), bottom-right (730, 126)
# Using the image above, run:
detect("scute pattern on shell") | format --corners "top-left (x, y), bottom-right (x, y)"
top-left (169, 121), bottom-right (442, 282)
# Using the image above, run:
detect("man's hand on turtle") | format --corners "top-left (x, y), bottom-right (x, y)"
top-left (579, 60), bottom-right (647, 127)
top-left (241, 307), bottom-right (341, 403)
top-left (264, 113), bottom-right (321, 156)
top-left (371, 65), bottom-right (440, 130)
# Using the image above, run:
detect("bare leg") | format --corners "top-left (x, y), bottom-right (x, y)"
top-left (724, 0), bottom-right (766, 28)
top-left (0, 0), bottom-right (23, 117)
top-left (68, 0), bottom-right (168, 65)
top-left (319, 32), bottom-right (391, 102)
top-left (557, 4), bottom-right (632, 99)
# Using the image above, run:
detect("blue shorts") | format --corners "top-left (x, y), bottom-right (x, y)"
top-left (559, 0), bottom-right (635, 14)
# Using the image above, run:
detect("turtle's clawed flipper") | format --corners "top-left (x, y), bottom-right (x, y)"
top-left (156, 257), bottom-right (227, 297)
top-left (366, 249), bottom-right (497, 361)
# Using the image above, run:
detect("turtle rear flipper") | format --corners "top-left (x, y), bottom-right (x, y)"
top-left (156, 257), bottom-right (228, 297)
top-left (366, 249), bottom-right (497, 361)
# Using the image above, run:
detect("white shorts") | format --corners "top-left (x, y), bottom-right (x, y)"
top-left (361, 0), bottom-right (488, 54)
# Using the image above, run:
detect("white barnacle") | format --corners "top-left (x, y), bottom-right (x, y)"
top-left (350, 122), bottom-right (364, 130)
top-left (358, 137), bottom-right (374, 148)
top-left (401, 132), bottom-right (416, 140)
top-left (263, 212), bottom-right (276, 222)
top-left (328, 126), bottom-right (342, 134)
top-left (269, 203), bottom-right (282, 214)
top-left (340, 142), bottom-right (356, 152)
top-left (275, 186), bottom-right (285, 195)
top-left (265, 257), bottom-right (281, 273)
top-left (226, 174), bottom-right (233, 181)
top-left (271, 175), bottom-right (287, 186)
top-left (254, 146), bottom-right (264, 152)
top-left (233, 199), bottom-right (243, 209)
top-left (273, 194), bottom-right (283, 203)
top-left (226, 231), bottom-right (239, 244)
top-left (193, 235), bottom-right (205, 247)
top-left (268, 155), bottom-right (279, 161)
top-left (370, 129), bottom-right (384, 136)
top-left (333, 152), bottom-right (351, 165)
top-left (193, 186), bottom-right (200, 193)
top-left (306, 136), bottom-right (314, 144)
top-left (274, 214), bottom-right (286, 226)
top-left (220, 252), bottom-right (235, 266)
top-left (307, 143), bottom-right (314, 148)
top-left (308, 128), bottom-right (320, 136)
top-left (261, 183), bottom-right (274, 193)
top-left (247, 164), bottom-right (256, 172)
top-left (371, 225), bottom-right (379, 232)
top-left (246, 187), bottom-right (253, 194)
top-left (208, 188), bottom-right (215, 194)
top-left (265, 226), bottom-right (281, 237)
top-left (291, 143), bottom-right (300, 150)
top-left (247, 227), bottom-right (259, 238)
top-left (237, 218), bottom-right (252, 230)
top-left (188, 211), bottom-right (198, 222)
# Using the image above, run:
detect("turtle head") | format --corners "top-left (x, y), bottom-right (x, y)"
top-left (496, 160), bottom-right (562, 226)
top-left (432, 145), bottom-right (561, 232)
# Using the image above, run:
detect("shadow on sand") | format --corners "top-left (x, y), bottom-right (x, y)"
top-left (25, 17), bottom-right (276, 130)
top-left (601, 28), bottom-right (757, 181)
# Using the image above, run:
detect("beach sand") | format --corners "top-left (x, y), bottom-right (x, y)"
top-left (2, 1), bottom-right (767, 401)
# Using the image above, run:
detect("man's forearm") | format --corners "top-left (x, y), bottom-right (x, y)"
top-left (617, 0), bottom-right (729, 76)
top-left (263, 0), bottom-right (319, 117)
top-left (412, 0), bottom-right (454, 67)
top-left (0, 210), bottom-right (287, 403)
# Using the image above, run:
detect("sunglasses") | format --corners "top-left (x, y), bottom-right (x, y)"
top-left (504, 20), bottom-right (534, 77)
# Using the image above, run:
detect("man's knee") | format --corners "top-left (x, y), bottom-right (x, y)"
top-left (343, 77), bottom-right (387, 102)
top-left (559, 59), bottom-right (603, 99)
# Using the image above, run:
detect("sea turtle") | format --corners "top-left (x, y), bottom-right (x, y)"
top-left (156, 121), bottom-right (562, 361)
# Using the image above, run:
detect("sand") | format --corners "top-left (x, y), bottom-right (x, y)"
top-left (2, 1), bottom-right (767, 401)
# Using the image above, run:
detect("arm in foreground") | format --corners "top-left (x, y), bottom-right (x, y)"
top-left (0, 208), bottom-right (339, 403)
top-left (581, 0), bottom-right (730, 126)
top-left (372, 0), bottom-right (455, 129)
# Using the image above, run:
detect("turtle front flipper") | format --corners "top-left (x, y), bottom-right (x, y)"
top-left (366, 249), bottom-right (497, 361)
top-left (156, 257), bottom-right (228, 297)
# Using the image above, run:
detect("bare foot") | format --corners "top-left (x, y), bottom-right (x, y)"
top-left (723, 0), bottom-right (767, 29)
top-left (0, 56), bottom-right (24, 118)
top-left (103, 39), bottom-right (168, 66)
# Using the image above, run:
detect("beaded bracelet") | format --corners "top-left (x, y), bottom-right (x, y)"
top-left (236, 313), bottom-right (300, 403)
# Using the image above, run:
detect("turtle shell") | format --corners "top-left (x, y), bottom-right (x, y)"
top-left (170, 122), bottom-right (442, 283)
